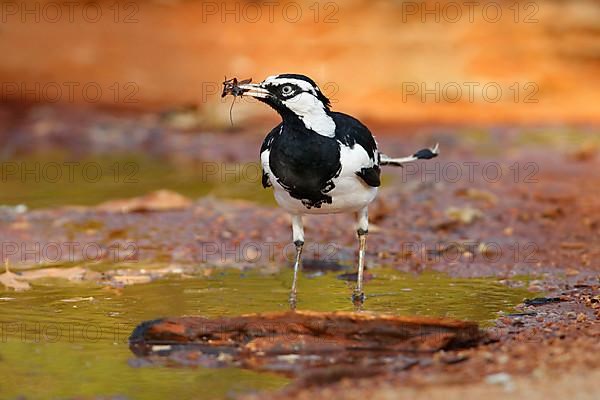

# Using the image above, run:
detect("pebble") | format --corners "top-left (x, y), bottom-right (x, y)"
top-left (217, 352), bottom-right (234, 362)
top-left (151, 345), bottom-right (172, 352)
top-left (497, 354), bottom-right (510, 365)
top-left (485, 372), bottom-right (515, 391)
top-left (277, 354), bottom-right (301, 363)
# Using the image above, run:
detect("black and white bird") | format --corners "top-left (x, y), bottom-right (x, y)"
top-left (225, 74), bottom-right (438, 307)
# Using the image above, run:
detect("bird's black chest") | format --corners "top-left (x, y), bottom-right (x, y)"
top-left (268, 126), bottom-right (341, 208)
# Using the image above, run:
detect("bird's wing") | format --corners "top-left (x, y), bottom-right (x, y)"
top-left (356, 166), bottom-right (381, 187)
top-left (259, 123), bottom-right (283, 188)
top-left (331, 112), bottom-right (380, 187)
top-left (331, 112), bottom-right (378, 161)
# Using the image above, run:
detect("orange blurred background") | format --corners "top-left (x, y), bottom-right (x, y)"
top-left (0, 0), bottom-right (598, 126)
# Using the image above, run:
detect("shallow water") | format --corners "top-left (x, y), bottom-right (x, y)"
top-left (0, 155), bottom-right (275, 208)
top-left (0, 268), bottom-right (531, 399)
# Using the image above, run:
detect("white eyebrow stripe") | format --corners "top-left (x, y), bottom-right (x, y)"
top-left (263, 77), bottom-right (317, 95)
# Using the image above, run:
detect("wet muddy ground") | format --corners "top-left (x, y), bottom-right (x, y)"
top-left (0, 105), bottom-right (599, 399)
top-left (248, 285), bottom-right (599, 400)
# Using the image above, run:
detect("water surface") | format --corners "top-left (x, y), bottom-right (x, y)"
top-left (0, 154), bottom-right (274, 208)
top-left (0, 268), bottom-right (531, 399)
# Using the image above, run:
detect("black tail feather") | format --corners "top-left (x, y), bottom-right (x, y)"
top-left (413, 148), bottom-right (438, 160)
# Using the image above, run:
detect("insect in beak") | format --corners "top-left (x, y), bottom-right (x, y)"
top-left (222, 77), bottom-right (253, 126)
top-left (222, 77), bottom-right (253, 98)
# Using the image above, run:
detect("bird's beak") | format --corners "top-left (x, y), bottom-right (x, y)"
top-left (237, 83), bottom-right (270, 99)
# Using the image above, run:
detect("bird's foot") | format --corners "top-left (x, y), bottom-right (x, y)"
top-left (352, 291), bottom-right (365, 307)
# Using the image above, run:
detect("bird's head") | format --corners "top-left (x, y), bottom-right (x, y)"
top-left (236, 74), bottom-right (332, 121)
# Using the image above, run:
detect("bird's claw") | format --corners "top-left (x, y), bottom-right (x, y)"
top-left (352, 291), bottom-right (365, 307)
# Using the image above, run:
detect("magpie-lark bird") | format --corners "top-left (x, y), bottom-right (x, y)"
top-left (223, 74), bottom-right (438, 307)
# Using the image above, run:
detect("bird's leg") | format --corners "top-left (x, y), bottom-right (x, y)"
top-left (289, 241), bottom-right (303, 310)
top-left (289, 215), bottom-right (304, 310)
top-left (352, 207), bottom-right (369, 306)
top-left (352, 231), bottom-right (367, 305)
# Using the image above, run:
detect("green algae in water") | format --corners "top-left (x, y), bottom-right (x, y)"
top-left (0, 268), bottom-right (531, 399)
top-left (0, 154), bottom-right (276, 209)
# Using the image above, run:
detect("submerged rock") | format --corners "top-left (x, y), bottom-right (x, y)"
top-left (129, 311), bottom-right (483, 384)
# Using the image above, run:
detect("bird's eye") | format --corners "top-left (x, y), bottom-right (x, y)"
top-left (281, 85), bottom-right (293, 96)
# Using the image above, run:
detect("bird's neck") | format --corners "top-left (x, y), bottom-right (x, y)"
top-left (280, 107), bottom-right (336, 138)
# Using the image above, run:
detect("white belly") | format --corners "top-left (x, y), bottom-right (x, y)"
top-left (273, 177), bottom-right (377, 214)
